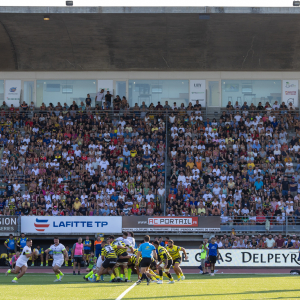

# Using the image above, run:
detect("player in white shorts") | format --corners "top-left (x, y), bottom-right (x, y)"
top-left (6, 239), bottom-right (34, 283)
top-left (45, 237), bottom-right (68, 282)
top-left (84, 241), bottom-right (106, 282)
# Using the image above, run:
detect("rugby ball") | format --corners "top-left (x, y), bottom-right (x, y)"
top-left (34, 249), bottom-right (39, 255)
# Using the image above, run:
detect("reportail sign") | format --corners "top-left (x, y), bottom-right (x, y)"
top-left (122, 216), bottom-right (220, 232)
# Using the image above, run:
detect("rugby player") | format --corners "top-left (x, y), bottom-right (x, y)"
top-left (83, 236), bottom-right (92, 265)
top-left (116, 232), bottom-right (134, 281)
top-left (128, 254), bottom-right (159, 283)
top-left (45, 237), bottom-right (68, 282)
top-left (83, 251), bottom-right (97, 280)
top-left (32, 245), bottom-right (44, 267)
top-left (207, 237), bottom-right (219, 276)
top-left (96, 236), bottom-right (127, 282)
top-left (153, 241), bottom-right (175, 284)
top-left (6, 239), bottom-right (34, 283)
top-left (4, 234), bottom-right (16, 260)
top-left (127, 231), bottom-right (136, 248)
top-left (84, 242), bottom-right (107, 282)
top-left (166, 240), bottom-right (188, 281)
top-left (111, 235), bottom-right (132, 282)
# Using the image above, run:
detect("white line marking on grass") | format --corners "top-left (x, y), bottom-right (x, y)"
top-left (116, 282), bottom-right (137, 300)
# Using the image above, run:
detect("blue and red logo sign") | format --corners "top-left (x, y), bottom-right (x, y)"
top-left (34, 218), bottom-right (50, 232)
top-left (9, 87), bottom-right (17, 92)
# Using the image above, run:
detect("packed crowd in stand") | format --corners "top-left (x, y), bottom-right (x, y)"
top-left (0, 96), bottom-right (300, 226)
top-left (167, 99), bottom-right (300, 225)
top-left (0, 97), bottom-right (167, 217)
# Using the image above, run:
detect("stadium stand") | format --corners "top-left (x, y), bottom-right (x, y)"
top-left (0, 98), bottom-right (299, 230)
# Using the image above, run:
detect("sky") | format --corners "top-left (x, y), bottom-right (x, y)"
top-left (1, 0), bottom-right (295, 7)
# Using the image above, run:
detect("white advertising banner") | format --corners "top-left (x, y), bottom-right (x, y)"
top-left (21, 216), bottom-right (122, 234)
top-left (190, 80), bottom-right (206, 107)
top-left (282, 80), bottom-right (298, 108)
top-left (97, 80), bottom-right (113, 94)
top-left (5, 80), bottom-right (21, 107)
top-left (181, 249), bottom-right (300, 267)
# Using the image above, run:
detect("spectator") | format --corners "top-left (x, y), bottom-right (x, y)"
top-left (265, 234), bottom-right (275, 249)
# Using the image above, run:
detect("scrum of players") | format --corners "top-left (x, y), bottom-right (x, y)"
top-left (5, 232), bottom-right (188, 285)
top-left (83, 232), bottom-right (188, 285)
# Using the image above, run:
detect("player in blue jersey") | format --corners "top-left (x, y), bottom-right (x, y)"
top-left (17, 233), bottom-right (28, 252)
top-left (207, 237), bottom-right (219, 276)
top-left (32, 245), bottom-right (44, 267)
top-left (83, 236), bottom-right (92, 265)
top-left (4, 234), bottom-right (16, 259)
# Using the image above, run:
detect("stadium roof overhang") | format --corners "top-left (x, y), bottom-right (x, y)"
top-left (0, 6), bottom-right (300, 71)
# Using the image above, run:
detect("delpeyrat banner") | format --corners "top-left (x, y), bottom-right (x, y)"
top-left (181, 249), bottom-right (300, 267)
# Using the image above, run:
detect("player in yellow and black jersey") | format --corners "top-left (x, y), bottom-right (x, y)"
top-left (128, 254), bottom-right (142, 268)
top-left (153, 241), bottom-right (175, 284)
top-left (166, 240), bottom-right (188, 281)
top-left (97, 236), bottom-right (127, 281)
top-left (109, 236), bottom-right (131, 282)
top-left (128, 254), bottom-right (160, 282)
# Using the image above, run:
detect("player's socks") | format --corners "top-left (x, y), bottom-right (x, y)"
top-left (96, 274), bottom-right (100, 281)
top-left (166, 273), bottom-right (173, 281)
top-left (7, 269), bottom-right (11, 274)
top-left (180, 272), bottom-right (184, 277)
top-left (159, 270), bottom-right (163, 281)
top-left (65, 261), bottom-right (68, 266)
top-left (124, 268), bottom-right (128, 280)
top-left (163, 272), bottom-right (169, 278)
top-left (120, 274), bottom-right (124, 279)
top-left (59, 271), bottom-right (64, 277)
top-left (85, 271), bottom-right (94, 279)
top-left (176, 274), bottom-right (181, 279)
top-left (111, 274), bottom-right (115, 280)
top-left (13, 277), bottom-right (18, 281)
top-left (149, 269), bottom-right (156, 277)
top-left (128, 269), bottom-right (132, 280)
top-left (100, 275), bottom-right (104, 281)
top-left (115, 268), bottom-right (120, 278)
top-left (46, 260), bottom-right (48, 266)
top-left (56, 274), bottom-right (60, 279)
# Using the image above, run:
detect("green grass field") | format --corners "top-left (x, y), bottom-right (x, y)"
top-left (1, 273), bottom-right (299, 300)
